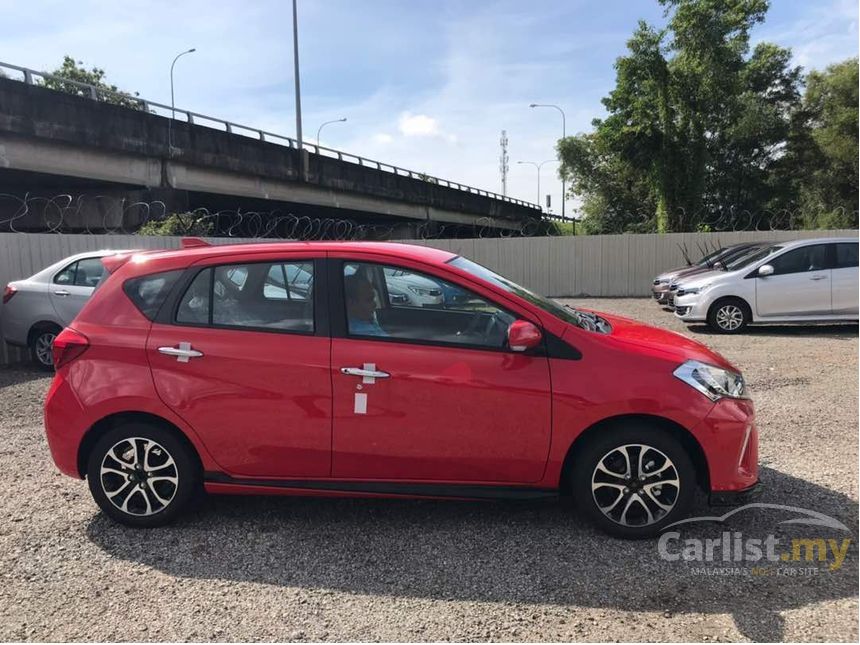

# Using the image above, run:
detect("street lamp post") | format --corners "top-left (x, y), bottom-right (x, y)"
top-left (316, 117), bottom-right (347, 146)
top-left (169, 47), bottom-right (196, 152)
top-left (292, 0), bottom-right (304, 172)
top-left (529, 103), bottom-right (567, 219)
top-left (517, 160), bottom-right (556, 209)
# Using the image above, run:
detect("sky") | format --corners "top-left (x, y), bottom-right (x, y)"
top-left (1, 0), bottom-right (857, 216)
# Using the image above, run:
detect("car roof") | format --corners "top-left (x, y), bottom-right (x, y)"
top-left (136, 240), bottom-right (455, 264)
top-left (767, 237), bottom-right (858, 250)
top-left (24, 249), bottom-right (134, 283)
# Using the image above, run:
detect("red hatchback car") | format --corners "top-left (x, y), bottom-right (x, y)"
top-left (44, 241), bottom-right (759, 538)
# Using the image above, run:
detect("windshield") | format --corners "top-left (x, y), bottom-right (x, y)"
top-left (725, 245), bottom-right (783, 271)
top-left (696, 247), bottom-right (725, 267)
top-left (447, 256), bottom-right (606, 331)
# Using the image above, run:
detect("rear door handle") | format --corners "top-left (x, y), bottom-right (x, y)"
top-left (158, 342), bottom-right (204, 363)
top-left (341, 366), bottom-right (390, 379)
top-left (53, 290), bottom-right (70, 296)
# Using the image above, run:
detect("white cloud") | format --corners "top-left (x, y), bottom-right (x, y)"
top-left (372, 133), bottom-right (393, 144)
top-left (398, 112), bottom-right (441, 137)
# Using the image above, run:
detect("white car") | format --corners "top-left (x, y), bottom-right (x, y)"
top-left (673, 237), bottom-right (858, 333)
top-left (2, 250), bottom-right (128, 368)
top-left (382, 267), bottom-right (444, 307)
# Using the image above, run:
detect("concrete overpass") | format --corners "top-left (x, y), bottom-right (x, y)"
top-left (0, 61), bottom-right (542, 236)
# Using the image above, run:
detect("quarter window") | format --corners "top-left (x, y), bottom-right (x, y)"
top-left (176, 261), bottom-right (314, 333)
top-left (342, 262), bottom-right (515, 349)
top-left (768, 245), bottom-right (829, 276)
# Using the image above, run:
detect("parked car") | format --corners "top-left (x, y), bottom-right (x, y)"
top-left (664, 243), bottom-right (771, 308)
top-left (674, 237), bottom-right (859, 333)
top-left (652, 243), bottom-right (765, 306)
top-left (44, 241), bottom-right (759, 538)
top-left (2, 250), bottom-right (128, 369)
top-left (382, 266), bottom-right (444, 307)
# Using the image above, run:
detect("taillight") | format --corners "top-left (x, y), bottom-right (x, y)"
top-left (52, 328), bottom-right (90, 369)
top-left (2, 285), bottom-right (17, 304)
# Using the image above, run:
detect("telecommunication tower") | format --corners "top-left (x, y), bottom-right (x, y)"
top-left (499, 130), bottom-right (509, 196)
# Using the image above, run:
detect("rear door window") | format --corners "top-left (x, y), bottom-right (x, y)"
top-left (176, 261), bottom-right (315, 333)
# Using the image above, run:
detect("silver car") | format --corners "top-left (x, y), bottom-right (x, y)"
top-left (673, 237), bottom-right (859, 333)
top-left (1, 250), bottom-right (126, 368)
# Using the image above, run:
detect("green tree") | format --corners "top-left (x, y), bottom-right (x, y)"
top-left (559, 0), bottom-right (805, 233)
top-left (138, 213), bottom-right (213, 237)
top-left (794, 58), bottom-right (859, 228)
top-left (41, 56), bottom-right (143, 110)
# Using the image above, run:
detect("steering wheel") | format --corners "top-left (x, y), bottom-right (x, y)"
top-left (462, 311), bottom-right (499, 341)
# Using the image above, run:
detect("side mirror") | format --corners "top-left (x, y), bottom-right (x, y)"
top-left (758, 264), bottom-right (774, 277)
top-left (507, 320), bottom-right (542, 352)
top-left (713, 261), bottom-right (724, 270)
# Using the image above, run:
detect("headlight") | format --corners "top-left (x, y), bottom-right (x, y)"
top-left (408, 286), bottom-right (440, 296)
top-left (673, 360), bottom-right (746, 401)
top-left (678, 283), bottom-right (710, 296)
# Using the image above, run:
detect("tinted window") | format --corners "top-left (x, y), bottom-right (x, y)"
top-left (53, 262), bottom-right (77, 285)
top-left (124, 270), bottom-right (183, 320)
top-left (176, 262), bottom-right (314, 333)
top-left (834, 243), bottom-right (858, 268)
top-left (768, 245), bottom-right (829, 275)
top-left (73, 257), bottom-right (106, 287)
top-left (726, 245), bottom-right (783, 271)
top-left (54, 257), bottom-right (107, 287)
top-left (343, 262), bottom-right (515, 349)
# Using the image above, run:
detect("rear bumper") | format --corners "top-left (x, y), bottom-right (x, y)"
top-left (43, 372), bottom-right (87, 478)
top-left (710, 480), bottom-right (763, 506)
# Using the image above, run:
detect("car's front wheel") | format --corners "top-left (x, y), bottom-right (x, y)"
top-left (707, 297), bottom-right (751, 334)
top-left (87, 423), bottom-right (201, 527)
top-left (571, 425), bottom-right (695, 539)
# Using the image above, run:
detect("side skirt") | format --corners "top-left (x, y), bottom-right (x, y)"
top-left (204, 472), bottom-right (558, 501)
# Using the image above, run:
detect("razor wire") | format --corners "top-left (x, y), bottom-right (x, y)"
top-left (0, 193), bottom-right (856, 240)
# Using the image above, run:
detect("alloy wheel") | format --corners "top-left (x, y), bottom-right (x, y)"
top-left (591, 443), bottom-right (680, 527)
top-left (34, 332), bottom-right (56, 367)
top-left (715, 304), bottom-right (744, 331)
top-left (99, 437), bottom-right (179, 516)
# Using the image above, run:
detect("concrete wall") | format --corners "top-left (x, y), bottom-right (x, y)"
top-left (1, 229), bottom-right (856, 364)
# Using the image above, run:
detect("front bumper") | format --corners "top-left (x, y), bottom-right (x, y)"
top-left (694, 397), bottom-right (759, 496)
top-left (673, 294), bottom-right (709, 321)
top-left (710, 480), bottom-right (763, 506)
top-left (651, 284), bottom-right (670, 303)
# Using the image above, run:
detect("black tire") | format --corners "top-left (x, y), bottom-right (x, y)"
top-left (707, 297), bottom-right (751, 334)
top-left (571, 424), bottom-right (696, 539)
top-left (29, 325), bottom-right (60, 371)
top-left (87, 422), bottom-right (201, 527)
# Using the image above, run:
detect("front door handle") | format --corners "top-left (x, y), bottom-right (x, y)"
top-left (810, 275), bottom-right (828, 281)
top-left (341, 366), bottom-right (390, 379)
top-left (158, 342), bottom-right (204, 363)
top-left (53, 290), bottom-right (70, 296)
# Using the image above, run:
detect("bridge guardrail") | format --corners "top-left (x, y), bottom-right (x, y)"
top-left (0, 60), bottom-right (543, 211)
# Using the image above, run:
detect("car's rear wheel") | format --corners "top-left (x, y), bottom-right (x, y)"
top-left (571, 424), bottom-right (695, 539)
top-left (86, 423), bottom-right (201, 527)
top-left (29, 325), bottom-right (60, 370)
top-left (707, 297), bottom-right (750, 334)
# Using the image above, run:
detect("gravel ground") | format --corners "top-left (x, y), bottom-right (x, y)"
top-left (0, 298), bottom-right (857, 642)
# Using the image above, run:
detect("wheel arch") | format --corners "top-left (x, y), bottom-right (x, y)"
top-left (27, 320), bottom-right (63, 345)
top-left (77, 411), bottom-right (203, 479)
top-left (558, 413), bottom-right (710, 495)
top-left (707, 295), bottom-right (753, 323)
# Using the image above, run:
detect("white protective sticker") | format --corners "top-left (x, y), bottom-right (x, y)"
top-left (354, 392), bottom-right (368, 415)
